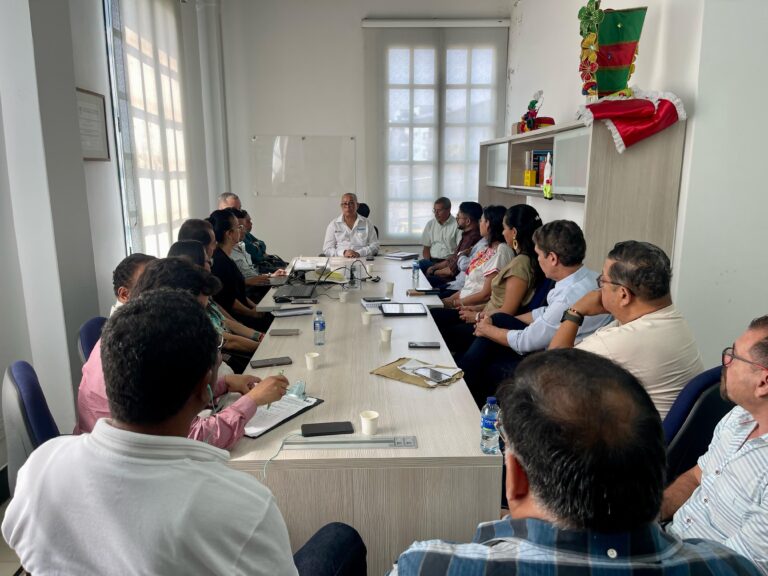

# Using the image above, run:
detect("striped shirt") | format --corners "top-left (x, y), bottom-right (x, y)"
top-left (669, 406), bottom-right (768, 574)
top-left (389, 517), bottom-right (759, 575)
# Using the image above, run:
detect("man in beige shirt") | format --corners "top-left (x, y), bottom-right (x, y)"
top-left (549, 240), bottom-right (703, 418)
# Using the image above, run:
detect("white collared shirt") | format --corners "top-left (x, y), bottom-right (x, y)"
top-left (323, 213), bottom-right (379, 257)
top-left (421, 216), bottom-right (461, 260)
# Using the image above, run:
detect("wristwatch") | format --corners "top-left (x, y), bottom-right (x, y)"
top-left (561, 308), bottom-right (584, 326)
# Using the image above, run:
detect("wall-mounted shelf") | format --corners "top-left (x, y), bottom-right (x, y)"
top-left (479, 119), bottom-right (687, 270)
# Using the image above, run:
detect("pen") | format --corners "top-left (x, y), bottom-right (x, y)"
top-left (268, 369), bottom-right (286, 410)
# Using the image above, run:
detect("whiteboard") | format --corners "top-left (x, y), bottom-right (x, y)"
top-left (250, 135), bottom-right (356, 197)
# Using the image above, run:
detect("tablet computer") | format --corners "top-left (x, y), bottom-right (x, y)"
top-left (380, 303), bottom-right (428, 316)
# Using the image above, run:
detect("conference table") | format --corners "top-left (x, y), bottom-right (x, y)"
top-left (229, 255), bottom-right (501, 575)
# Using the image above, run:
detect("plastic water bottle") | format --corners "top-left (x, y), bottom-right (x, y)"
top-left (411, 260), bottom-right (420, 286)
top-left (313, 310), bottom-right (326, 346)
top-left (480, 397), bottom-right (500, 454)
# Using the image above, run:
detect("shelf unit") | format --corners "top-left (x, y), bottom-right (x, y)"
top-left (479, 119), bottom-right (687, 271)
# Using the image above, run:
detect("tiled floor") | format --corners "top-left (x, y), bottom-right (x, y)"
top-left (0, 500), bottom-right (22, 574)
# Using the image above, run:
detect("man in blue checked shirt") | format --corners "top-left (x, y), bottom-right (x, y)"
top-left (389, 349), bottom-right (759, 575)
top-left (662, 315), bottom-right (768, 574)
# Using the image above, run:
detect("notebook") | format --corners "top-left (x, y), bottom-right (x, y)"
top-left (244, 395), bottom-right (324, 438)
top-left (384, 252), bottom-right (419, 260)
top-left (380, 303), bottom-right (428, 316)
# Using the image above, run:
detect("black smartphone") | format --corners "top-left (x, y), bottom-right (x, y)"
top-left (301, 421), bottom-right (354, 437)
top-left (362, 297), bottom-right (391, 303)
top-left (249, 356), bottom-right (293, 369)
top-left (408, 341), bottom-right (441, 349)
top-left (366, 255), bottom-right (375, 261)
top-left (269, 329), bottom-right (300, 336)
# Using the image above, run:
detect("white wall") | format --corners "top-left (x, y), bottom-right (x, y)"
top-left (673, 0), bottom-right (768, 363)
top-left (221, 0), bottom-right (512, 258)
top-left (69, 0), bottom-right (127, 315)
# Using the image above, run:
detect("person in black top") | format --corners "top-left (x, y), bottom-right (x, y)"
top-left (207, 209), bottom-right (272, 332)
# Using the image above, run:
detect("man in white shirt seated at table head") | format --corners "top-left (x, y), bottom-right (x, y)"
top-left (323, 193), bottom-right (379, 258)
top-left (548, 240), bottom-right (704, 418)
top-left (389, 349), bottom-right (760, 575)
top-left (660, 315), bottom-right (768, 573)
top-left (2, 289), bottom-right (367, 576)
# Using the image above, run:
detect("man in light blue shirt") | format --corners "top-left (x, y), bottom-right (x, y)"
top-left (661, 315), bottom-right (768, 574)
top-left (459, 220), bottom-right (610, 404)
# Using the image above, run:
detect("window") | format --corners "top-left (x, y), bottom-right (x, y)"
top-left (366, 27), bottom-right (507, 242)
top-left (107, 0), bottom-right (189, 257)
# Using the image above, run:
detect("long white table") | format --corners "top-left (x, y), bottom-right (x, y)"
top-left (229, 256), bottom-right (501, 575)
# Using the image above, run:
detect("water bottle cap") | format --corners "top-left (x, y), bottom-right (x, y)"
top-left (486, 397), bottom-right (496, 404)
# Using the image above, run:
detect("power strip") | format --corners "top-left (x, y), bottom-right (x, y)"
top-left (283, 435), bottom-right (418, 450)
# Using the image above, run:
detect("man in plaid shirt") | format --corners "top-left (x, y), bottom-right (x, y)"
top-left (390, 349), bottom-right (759, 575)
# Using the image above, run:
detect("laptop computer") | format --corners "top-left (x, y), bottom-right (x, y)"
top-left (273, 257), bottom-right (329, 302)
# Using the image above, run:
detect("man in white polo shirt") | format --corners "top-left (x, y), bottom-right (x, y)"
top-left (418, 197), bottom-right (461, 272)
top-left (660, 315), bottom-right (768, 574)
top-left (549, 240), bottom-right (704, 419)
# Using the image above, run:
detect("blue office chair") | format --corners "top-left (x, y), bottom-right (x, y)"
top-left (2, 361), bottom-right (60, 494)
top-left (78, 316), bottom-right (107, 363)
top-left (521, 278), bottom-right (554, 313)
top-left (663, 366), bottom-right (734, 483)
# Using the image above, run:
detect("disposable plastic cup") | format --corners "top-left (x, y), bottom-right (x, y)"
top-left (361, 311), bottom-right (372, 326)
top-left (360, 410), bottom-right (379, 435)
top-left (339, 291), bottom-right (348, 303)
top-left (305, 352), bottom-right (320, 370)
top-left (385, 282), bottom-right (394, 297)
top-left (380, 327), bottom-right (392, 343)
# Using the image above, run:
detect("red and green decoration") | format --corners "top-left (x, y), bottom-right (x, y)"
top-left (578, 1), bottom-right (647, 98)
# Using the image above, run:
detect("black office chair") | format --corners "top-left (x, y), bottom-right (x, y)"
top-left (2, 361), bottom-right (61, 494)
top-left (663, 366), bottom-right (734, 483)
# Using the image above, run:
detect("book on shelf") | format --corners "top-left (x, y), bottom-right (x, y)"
top-left (532, 149), bottom-right (553, 185)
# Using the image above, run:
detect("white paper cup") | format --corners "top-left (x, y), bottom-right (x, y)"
top-left (361, 311), bottom-right (372, 326)
top-left (305, 352), bottom-right (320, 370)
top-left (338, 290), bottom-right (348, 303)
top-left (380, 326), bottom-right (392, 343)
top-left (365, 263), bottom-right (374, 274)
top-left (385, 281), bottom-right (394, 297)
top-left (360, 410), bottom-right (379, 435)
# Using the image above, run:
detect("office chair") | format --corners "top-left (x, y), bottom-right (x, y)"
top-left (520, 278), bottom-right (554, 314)
top-left (663, 366), bottom-right (734, 483)
top-left (3, 361), bottom-right (60, 494)
top-left (78, 316), bottom-right (107, 363)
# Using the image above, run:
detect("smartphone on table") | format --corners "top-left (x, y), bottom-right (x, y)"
top-left (250, 356), bottom-right (293, 369)
top-left (413, 367), bottom-right (453, 384)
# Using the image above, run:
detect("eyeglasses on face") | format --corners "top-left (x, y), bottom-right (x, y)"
top-left (340, 201), bottom-right (357, 207)
top-left (596, 275), bottom-right (633, 293)
top-left (722, 346), bottom-right (768, 371)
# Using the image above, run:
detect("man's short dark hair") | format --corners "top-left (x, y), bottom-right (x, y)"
top-left (607, 241), bottom-right (671, 301)
top-left (102, 289), bottom-right (219, 425)
top-left (178, 219), bottom-right (213, 245)
top-left (168, 240), bottom-right (207, 268)
top-left (435, 197), bottom-right (451, 210)
top-left (227, 207), bottom-right (246, 219)
top-left (112, 253), bottom-right (156, 297)
top-left (458, 201), bottom-right (482, 223)
top-left (497, 349), bottom-right (666, 532)
top-left (748, 315), bottom-right (768, 365)
top-left (532, 220), bottom-right (585, 266)
top-left (132, 258), bottom-right (221, 298)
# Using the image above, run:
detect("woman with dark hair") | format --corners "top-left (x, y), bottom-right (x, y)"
top-left (441, 205), bottom-right (543, 354)
top-left (431, 205), bottom-right (513, 338)
top-left (206, 209), bottom-right (270, 331)
top-left (168, 241), bottom-right (263, 372)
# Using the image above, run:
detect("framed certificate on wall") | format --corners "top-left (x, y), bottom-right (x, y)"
top-left (75, 87), bottom-right (110, 161)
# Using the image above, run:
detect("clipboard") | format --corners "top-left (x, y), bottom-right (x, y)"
top-left (244, 395), bottom-right (324, 438)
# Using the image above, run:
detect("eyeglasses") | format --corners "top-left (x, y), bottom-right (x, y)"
top-left (596, 275), bottom-right (633, 293)
top-left (722, 346), bottom-right (768, 371)
top-left (340, 202), bottom-right (356, 207)
top-left (433, 207), bottom-right (448, 214)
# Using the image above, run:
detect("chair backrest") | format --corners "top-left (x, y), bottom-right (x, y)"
top-left (663, 366), bottom-right (734, 483)
top-left (78, 316), bottom-right (107, 363)
top-left (2, 361), bottom-right (60, 494)
top-left (520, 278), bottom-right (554, 314)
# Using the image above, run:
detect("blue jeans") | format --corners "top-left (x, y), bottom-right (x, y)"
top-left (294, 522), bottom-right (367, 576)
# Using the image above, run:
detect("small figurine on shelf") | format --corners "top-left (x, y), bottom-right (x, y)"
top-left (542, 153), bottom-right (553, 200)
top-left (517, 90), bottom-right (555, 133)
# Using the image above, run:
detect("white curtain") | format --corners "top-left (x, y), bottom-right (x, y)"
top-left (110, 0), bottom-right (190, 257)
top-left (364, 26), bottom-right (508, 243)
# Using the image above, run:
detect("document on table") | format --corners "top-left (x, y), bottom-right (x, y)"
top-left (244, 394), bottom-right (323, 438)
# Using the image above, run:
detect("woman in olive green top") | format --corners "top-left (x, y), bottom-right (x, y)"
top-left (443, 204), bottom-right (543, 354)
